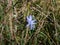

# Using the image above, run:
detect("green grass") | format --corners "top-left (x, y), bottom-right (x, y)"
top-left (0, 0), bottom-right (60, 45)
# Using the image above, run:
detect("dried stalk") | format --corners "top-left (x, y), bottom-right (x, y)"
top-left (7, 0), bottom-right (14, 40)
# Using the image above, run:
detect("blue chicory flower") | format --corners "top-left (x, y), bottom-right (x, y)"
top-left (26, 15), bottom-right (36, 30)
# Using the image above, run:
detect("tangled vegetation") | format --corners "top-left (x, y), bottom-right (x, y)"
top-left (0, 0), bottom-right (60, 45)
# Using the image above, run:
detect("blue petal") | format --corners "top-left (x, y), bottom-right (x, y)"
top-left (29, 15), bottom-right (32, 19)
top-left (30, 20), bottom-right (36, 25)
top-left (30, 24), bottom-right (33, 30)
top-left (27, 15), bottom-right (32, 21)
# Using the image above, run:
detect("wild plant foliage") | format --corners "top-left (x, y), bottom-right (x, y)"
top-left (0, 0), bottom-right (60, 45)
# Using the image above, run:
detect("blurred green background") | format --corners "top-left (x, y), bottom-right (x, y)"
top-left (0, 0), bottom-right (60, 45)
